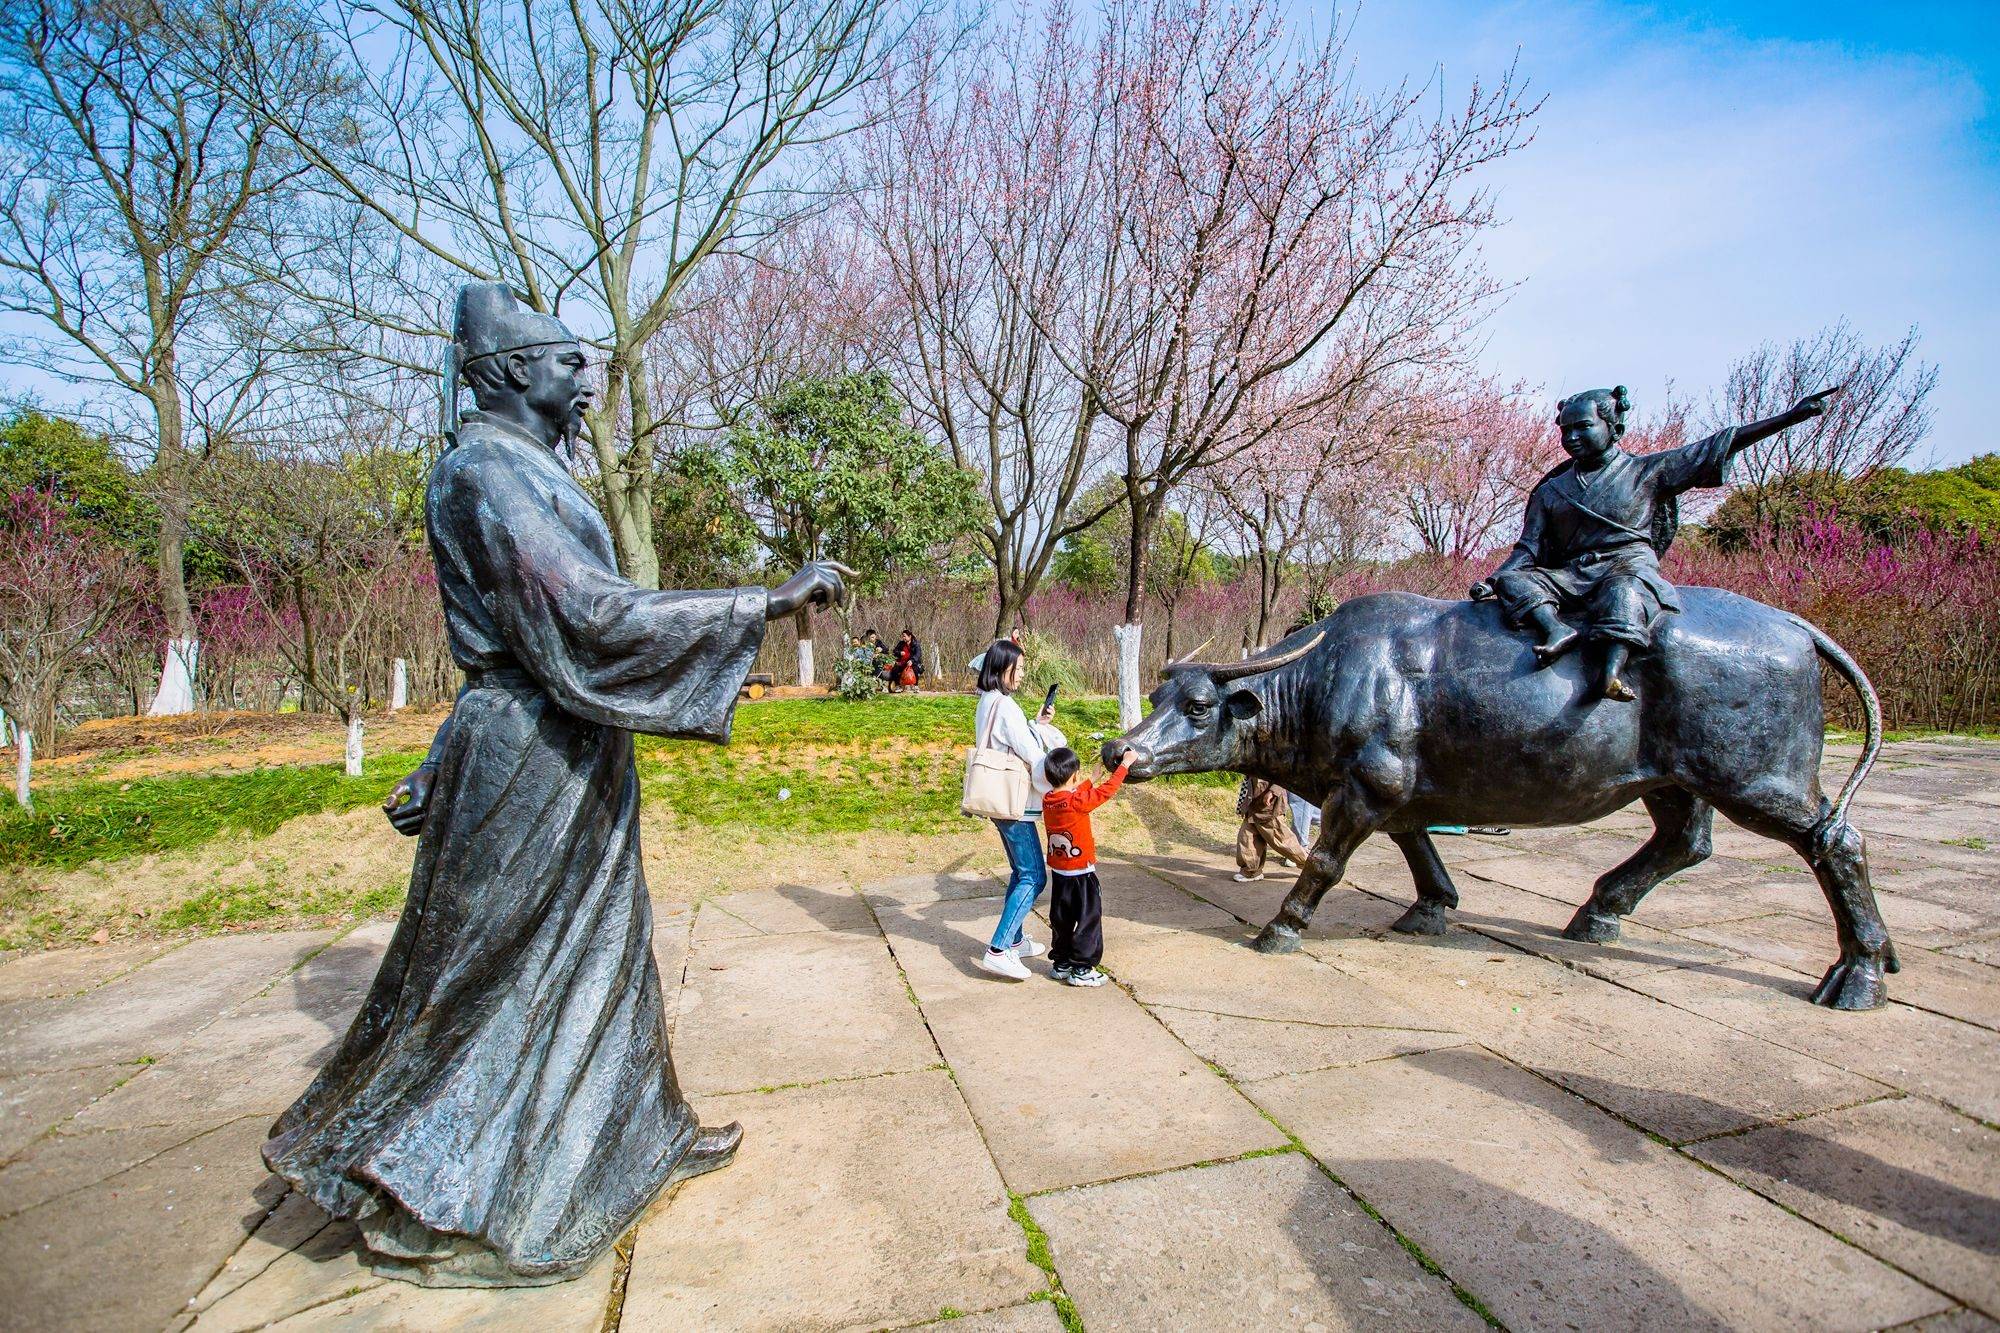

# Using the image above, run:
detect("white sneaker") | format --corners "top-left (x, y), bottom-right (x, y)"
top-left (1059, 967), bottom-right (1108, 988)
top-left (976, 949), bottom-right (1032, 981)
top-left (1014, 937), bottom-right (1047, 959)
top-left (1233, 871), bottom-right (1265, 882)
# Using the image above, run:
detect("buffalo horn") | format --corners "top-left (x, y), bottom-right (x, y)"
top-left (1166, 630), bottom-right (1325, 683)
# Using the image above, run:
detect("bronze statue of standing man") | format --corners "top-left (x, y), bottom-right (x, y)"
top-left (262, 285), bottom-right (849, 1286)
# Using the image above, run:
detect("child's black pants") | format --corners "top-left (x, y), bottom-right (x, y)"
top-left (1050, 870), bottom-right (1102, 969)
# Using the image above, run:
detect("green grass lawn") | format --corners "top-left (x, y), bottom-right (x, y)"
top-left (0, 695), bottom-right (1166, 871)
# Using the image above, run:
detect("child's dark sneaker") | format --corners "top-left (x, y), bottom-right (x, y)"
top-left (1049, 962), bottom-right (1074, 982)
top-left (1059, 966), bottom-right (1108, 988)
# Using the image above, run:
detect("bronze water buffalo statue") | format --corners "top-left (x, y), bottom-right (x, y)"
top-left (1103, 588), bottom-right (1892, 1009)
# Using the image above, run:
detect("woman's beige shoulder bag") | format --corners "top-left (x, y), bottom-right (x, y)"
top-left (962, 698), bottom-right (1031, 820)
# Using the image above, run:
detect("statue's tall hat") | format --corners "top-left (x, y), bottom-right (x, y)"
top-left (439, 283), bottom-right (578, 442)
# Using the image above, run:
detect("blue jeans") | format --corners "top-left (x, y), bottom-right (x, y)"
top-left (989, 817), bottom-right (1047, 951)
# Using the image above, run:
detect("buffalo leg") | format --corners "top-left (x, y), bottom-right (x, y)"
top-left (1704, 787), bottom-right (1893, 1011)
top-left (1562, 789), bottom-right (1712, 944)
top-left (1252, 809), bottom-right (1376, 955)
top-left (1389, 831), bottom-right (1458, 936)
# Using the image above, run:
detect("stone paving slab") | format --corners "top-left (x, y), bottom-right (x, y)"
top-left (0, 1063), bottom-right (127, 1159)
top-left (907, 1302), bottom-right (1064, 1331)
top-left (1628, 956), bottom-right (2000, 1124)
top-left (1444, 879), bottom-right (1740, 979)
top-left (1030, 1152), bottom-right (1484, 1331)
top-left (1089, 863), bottom-right (1244, 937)
top-left (1110, 925), bottom-right (1436, 1030)
top-left (1690, 1097), bottom-right (2000, 1318)
top-left (1303, 930), bottom-right (1889, 1143)
top-left (0, 939), bottom-right (180, 1004)
top-left (1941, 934), bottom-right (2000, 967)
top-left (1145, 1005), bottom-right (1468, 1082)
top-left (0, 1115), bottom-right (284, 1333)
top-left (1250, 1046), bottom-right (1949, 1332)
top-left (1680, 912), bottom-right (2000, 1031)
top-left (0, 930), bottom-right (336, 1077)
top-left (875, 897), bottom-right (1286, 1193)
top-left (672, 928), bottom-right (938, 1095)
top-left (691, 885), bottom-right (879, 940)
top-left (259, 1252), bottom-right (614, 1331)
top-left (623, 1070), bottom-right (1042, 1332)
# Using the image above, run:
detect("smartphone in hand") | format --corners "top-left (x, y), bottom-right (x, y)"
top-left (1039, 682), bottom-right (1059, 723)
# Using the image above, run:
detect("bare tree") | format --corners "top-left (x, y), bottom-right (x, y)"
top-left (193, 378), bottom-right (424, 774)
top-left (1710, 321), bottom-right (1937, 521)
top-left (1036, 0), bottom-right (1534, 721)
top-left (0, 488), bottom-right (149, 801)
top-left (1400, 379), bottom-right (1559, 561)
top-left (854, 6), bottom-right (1121, 636)
top-left (0, 0), bottom-right (333, 712)
top-left (247, 0), bottom-right (944, 588)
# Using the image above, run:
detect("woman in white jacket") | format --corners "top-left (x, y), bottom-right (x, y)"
top-left (972, 638), bottom-right (1065, 980)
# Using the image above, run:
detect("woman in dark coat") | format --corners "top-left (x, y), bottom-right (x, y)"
top-left (263, 284), bottom-right (847, 1287)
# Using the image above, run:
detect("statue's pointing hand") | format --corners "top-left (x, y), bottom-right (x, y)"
top-left (766, 561), bottom-right (856, 620)
top-left (1793, 384), bottom-right (1844, 419)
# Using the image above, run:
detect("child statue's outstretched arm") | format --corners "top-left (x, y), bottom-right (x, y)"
top-left (1724, 385), bottom-right (1843, 459)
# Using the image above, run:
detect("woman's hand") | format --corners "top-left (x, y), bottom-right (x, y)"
top-left (766, 561), bottom-right (856, 620)
top-left (1038, 702), bottom-right (1056, 726)
top-left (383, 764), bottom-right (436, 837)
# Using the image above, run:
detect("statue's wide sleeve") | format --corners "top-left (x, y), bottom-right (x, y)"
top-left (1647, 426), bottom-right (1739, 496)
top-left (438, 448), bottom-right (767, 740)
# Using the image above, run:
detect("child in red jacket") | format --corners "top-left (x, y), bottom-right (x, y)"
top-left (1039, 746), bottom-right (1134, 987)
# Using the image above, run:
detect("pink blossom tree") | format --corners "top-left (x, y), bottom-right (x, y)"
top-left (1038, 0), bottom-right (1535, 719)
top-left (0, 489), bottom-right (150, 801)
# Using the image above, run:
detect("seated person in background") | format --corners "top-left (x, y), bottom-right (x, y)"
top-left (889, 629), bottom-right (924, 691)
top-left (1472, 382), bottom-right (1839, 703)
top-left (1040, 745), bottom-right (1135, 987)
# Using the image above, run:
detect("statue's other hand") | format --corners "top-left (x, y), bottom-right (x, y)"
top-left (766, 561), bottom-right (857, 620)
top-left (1795, 384), bottom-right (1844, 418)
top-left (384, 764), bottom-right (435, 837)
top-left (1468, 580), bottom-right (1493, 602)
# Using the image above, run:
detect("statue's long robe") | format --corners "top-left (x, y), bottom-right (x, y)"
top-left (263, 412), bottom-right (766, 1283)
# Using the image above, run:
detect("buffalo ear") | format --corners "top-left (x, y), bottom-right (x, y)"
top-left (1225, 687), bottom-right (1263, 722)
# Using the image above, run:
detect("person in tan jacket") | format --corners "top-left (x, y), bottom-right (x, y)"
top-left (1235, 777), bottom-right (1311, 881)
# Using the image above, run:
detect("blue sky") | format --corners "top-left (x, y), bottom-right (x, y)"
top-left (1315, 0), bottom-right (1999, 464)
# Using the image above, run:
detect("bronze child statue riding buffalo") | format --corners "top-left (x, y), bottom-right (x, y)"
top-left (1105, 386), bottom-right (1894, 1010)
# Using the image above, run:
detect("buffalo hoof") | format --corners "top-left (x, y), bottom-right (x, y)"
top-left (1811, 956), bottom-right (1888, 1011)
top-left (1391, 901), bottom-right (1449, 936)
top-left (1884, 940), bottom-right (1902, 974)
top-left (1562, 906), bottom-right (1622, 944)
top-left (1252, 922), bottom-right (1302, 955)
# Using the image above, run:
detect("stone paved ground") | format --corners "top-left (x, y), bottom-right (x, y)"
top-left (2, 739), bottom-right (1997, 1331)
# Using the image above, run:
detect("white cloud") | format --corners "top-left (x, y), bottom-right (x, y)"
top-left (1325, 0), bottom-right (2000, 463)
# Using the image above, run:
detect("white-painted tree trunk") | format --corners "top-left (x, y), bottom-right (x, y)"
top-left (13, 727), bottom-right (29, 810)
top-left (345, 717), bottom-right (364, 777)
top-left (147, 638), bottom-right (199, 716)
top-left (796, 638), bottom-right (815, 689)
top-left (390, 658), bottom-right (408, 711)
top-left (0, 705), bottom-right (11, 747)
top-left (1114, 622), bottom-right (1143, 729)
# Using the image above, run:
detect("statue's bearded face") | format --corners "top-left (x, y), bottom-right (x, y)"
top-left (1557, 403), bottom-right (1614, 464)
top-left (521, 343), bottom-right (594, 442)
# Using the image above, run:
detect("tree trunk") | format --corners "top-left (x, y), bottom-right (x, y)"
top-left (583, 348), bottom-right (662, 589)
top-left (13, 727), bottom-right (29, 810)
top-left (1114, 622), bottom-right (1143, 728)
top-left (1116, 477), bottom-right (1156, 728)
top-left (345, 716), bottom-right (364, 778)
top-left (390, 658), bottom-right (408, 711)
top-left (147, 379), bottom-right (199, 715)
top-left (794, 607), bottom-right (815, 688)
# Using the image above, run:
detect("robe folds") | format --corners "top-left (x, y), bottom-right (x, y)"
top-left (263, 413), bottom-right (766, 1285)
